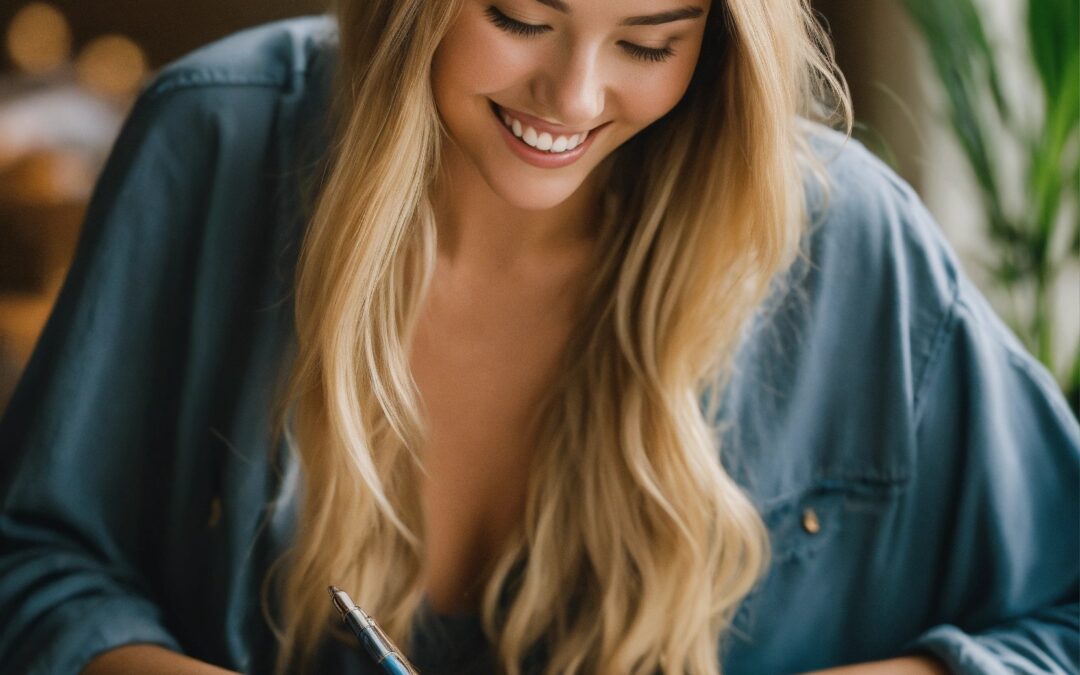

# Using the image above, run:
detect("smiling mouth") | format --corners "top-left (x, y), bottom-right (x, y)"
top-left (488, 99), bottom-right (604, 153)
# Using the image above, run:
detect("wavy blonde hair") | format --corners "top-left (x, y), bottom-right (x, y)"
top-left (265, 0), bottom-right (851, 673)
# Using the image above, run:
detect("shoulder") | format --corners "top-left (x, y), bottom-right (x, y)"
top-left (144, 15), bottom-right (337, 101)
top-left (798, 121), bottom-right (961, 324)
top-left (96, 16), bottom-right (339, 216)
top-left (725, 120), bottom-right (1074, 490)
top-left (797, 124), bottom-right (1067, 426)
top-left (77, 17), bottom-right (339, 284)
top-left (109, 15), bottom-right (338, 170)
top-left (721, 123), bottom-right (969, 493)
top-left (793, 122), bottom-right (965, 407)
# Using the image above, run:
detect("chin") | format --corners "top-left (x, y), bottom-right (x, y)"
top-left (480, 166), bottom-right (587, 212)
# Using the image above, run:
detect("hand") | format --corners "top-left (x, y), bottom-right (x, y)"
top-left (82, 644), bottom-right (241, 675)
top-left (801, 654), bottom-right (950, 674)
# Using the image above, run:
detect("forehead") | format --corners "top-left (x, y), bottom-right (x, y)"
top-left (495, 0), bottom-right (713, 24)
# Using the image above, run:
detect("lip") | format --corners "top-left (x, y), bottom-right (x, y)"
top-left (494, 102), bottom-right (594, 137)
top-left (489, 99), bottom-right (605, 169)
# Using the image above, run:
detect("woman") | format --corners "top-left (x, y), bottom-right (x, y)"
top-left (0, 0), bottom-right (1075, 674)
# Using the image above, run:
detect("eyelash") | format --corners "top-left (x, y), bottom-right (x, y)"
top-left (483, 6), bottom-right (676, 63)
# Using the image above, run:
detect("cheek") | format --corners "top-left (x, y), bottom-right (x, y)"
top-left (432, 15), bottom-right (529, 99)
top-left (617, 67), bottom-right (698, 128)
top-left (613, 42), bottom-right (705, 129)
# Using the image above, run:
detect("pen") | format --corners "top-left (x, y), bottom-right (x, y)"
top-left (328, 585), bottom-right (420, 675)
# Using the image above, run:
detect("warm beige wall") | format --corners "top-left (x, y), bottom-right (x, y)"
top-left (812, 1), bottom-right (926, 189)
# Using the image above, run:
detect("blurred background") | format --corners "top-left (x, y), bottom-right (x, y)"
top-left (0, 0), bottom-right (1076, 415)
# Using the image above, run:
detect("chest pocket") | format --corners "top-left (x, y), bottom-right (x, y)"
top-left (760, 485), bottom-right (849, 562)
top-left (729, 479), bottom-right (907, 635)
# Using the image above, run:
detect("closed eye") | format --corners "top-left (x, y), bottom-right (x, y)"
top-left (619, 42), bottom-right (676, 63)
top-left (484, 6), bottom-right (677, 63)
top-left (485, 5), bottom-right (551, 36)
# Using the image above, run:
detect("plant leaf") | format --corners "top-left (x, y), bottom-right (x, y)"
top-left (1028, 0), bottom-right (1080, 101)
top-left (1030, 51), bottom-right (1079, 248)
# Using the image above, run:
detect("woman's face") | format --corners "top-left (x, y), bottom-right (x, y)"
top-left (431, 0), bottom-right (712, 212)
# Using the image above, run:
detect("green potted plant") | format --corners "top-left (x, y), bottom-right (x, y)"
top-left (901, 0), bottom-right (1079, 415)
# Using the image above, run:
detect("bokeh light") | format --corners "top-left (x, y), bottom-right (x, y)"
top-left (6, 3), bottom-right (72, 74)
top-left (75, 35), bottom-right (148, 98)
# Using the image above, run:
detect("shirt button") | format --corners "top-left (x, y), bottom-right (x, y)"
top-left (801, 507), bottom-right (821, 534)
top-left (207, 496), bottom-right (223, 528)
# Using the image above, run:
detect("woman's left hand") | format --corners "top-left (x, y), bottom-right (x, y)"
top-left (802, 655), bottom-right (950, 674)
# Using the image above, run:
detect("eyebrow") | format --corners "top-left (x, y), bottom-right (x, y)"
top-left (531, 0), bottom-right (706, 26)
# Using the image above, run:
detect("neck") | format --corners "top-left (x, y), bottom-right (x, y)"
top-left (430, 142), bottom-right (612, 273)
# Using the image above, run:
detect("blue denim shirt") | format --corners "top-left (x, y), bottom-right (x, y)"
top-left (0, 16), bottom-right (1076, 675)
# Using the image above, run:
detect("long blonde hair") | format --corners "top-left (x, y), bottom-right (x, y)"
top-left (265, 0), bottom-right (851, 672)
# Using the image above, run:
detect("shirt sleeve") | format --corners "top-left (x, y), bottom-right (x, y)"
top-left (898, 275), bottom-right (1080, 674)
top-left (0, 80), bottom-right (227, 674)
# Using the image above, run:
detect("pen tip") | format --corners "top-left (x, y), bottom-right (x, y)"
top-left (328, 586), bottom-right (355, 619)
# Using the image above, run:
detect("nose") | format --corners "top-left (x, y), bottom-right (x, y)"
top-left (532, 44), bottom-right (606, 129)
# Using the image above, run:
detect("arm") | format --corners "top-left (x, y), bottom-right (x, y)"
top-left (807, 287), bottom-right (1079, 675)
top-left (0, 80), bottom-right (260, 674)
top-left (890, 281), bottom-right (1079, 673)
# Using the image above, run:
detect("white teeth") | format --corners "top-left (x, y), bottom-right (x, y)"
top-left (497, 105), bottom-right (588, 154)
